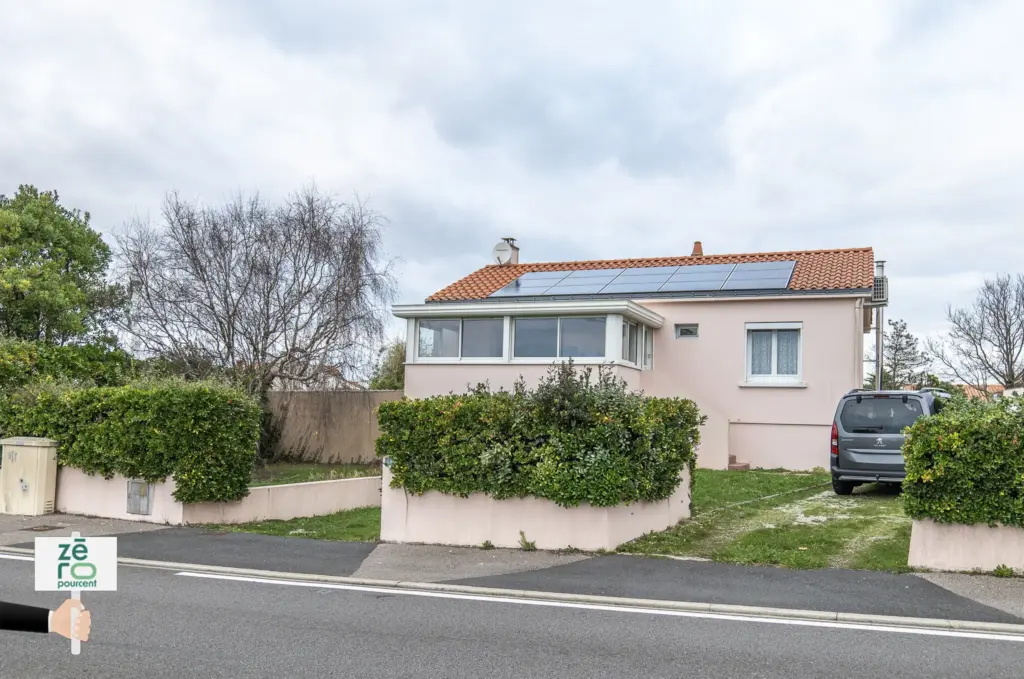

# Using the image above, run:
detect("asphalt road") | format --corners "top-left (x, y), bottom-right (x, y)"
top-left (3, 557), bottom-right (1024, 678)
top-left (40, 528), bottom-right (1018, 624)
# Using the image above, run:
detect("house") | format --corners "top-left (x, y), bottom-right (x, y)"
top-left (392, 240), bottom-right (879, 471)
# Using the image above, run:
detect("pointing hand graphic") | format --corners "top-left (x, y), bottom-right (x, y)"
top-left (51, 599), bottom-right (90, 642)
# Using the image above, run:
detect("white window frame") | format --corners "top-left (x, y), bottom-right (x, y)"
top-left (414, 318), bottom-right (507, 363)
top-left (642, 325), bottom-right (654, 369)
top-left (511, 316), bottom-right (608, 362)
top-left (743, 322), bottom-right (805, 387)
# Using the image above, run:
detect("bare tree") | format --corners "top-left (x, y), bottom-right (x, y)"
top-left (864, 318), bottom-right (930, 389)
top-left (115, 186), bottom-right (397, 397)
top-left (925, 274), bottom-right (1024, 390)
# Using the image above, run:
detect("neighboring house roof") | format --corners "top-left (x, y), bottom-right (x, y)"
top-left (426, 246), bottom-right (875, 302)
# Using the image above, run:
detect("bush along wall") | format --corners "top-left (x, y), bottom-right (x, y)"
top-left (0, 379), bottom-right (261, 504)
top-left (0, 339), bottom-right (134, 390)
top-left (903, 394), bottom-right (1024, 527)
top-left (376, 362), bottom-right (706, 508)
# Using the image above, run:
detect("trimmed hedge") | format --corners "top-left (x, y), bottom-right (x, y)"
top-left (0, 379), bottom-right (261, 504)
top-left (375, 362), bottom-right (705, 508)
top-left (0, 339), bottom-right (133, 389)
top-left (903, 394), bottom-right (1024, 527)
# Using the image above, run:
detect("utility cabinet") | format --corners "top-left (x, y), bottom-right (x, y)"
top-left (0, 437), bottom-right (58, 516)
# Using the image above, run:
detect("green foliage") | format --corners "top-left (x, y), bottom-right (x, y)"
top-left (0, 379), bottom-right (261, 503)
top-left (368, 338), bottom-right (405, 390)
top-left (518, 531), bottom-right (537, 551)
top-left (0, 339), bottom-right (133, 389)
top-left (0, 185), bottom-right (124, 342)
top-left (375, 362), bottom-right (705, 508)
top-left (903, 394), bottom-right (1024, 527)
top-left (993, 564), bottom-right (1016, 578)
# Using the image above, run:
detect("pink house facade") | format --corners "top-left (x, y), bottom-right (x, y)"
top-left (394, 242), bottom-right (879, 471)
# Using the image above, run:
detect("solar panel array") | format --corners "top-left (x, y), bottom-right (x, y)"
top-left (488, 261), bottom-right (797, 298)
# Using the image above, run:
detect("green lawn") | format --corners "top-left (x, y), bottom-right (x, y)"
top-left (619, 469), bottom-right (912, 572)
top-left (250, 462), bottom-right (381, 487)
top-left (216, 468), bottom-right (913, 572)
top-left (207, 506), bottom-right (381, 542)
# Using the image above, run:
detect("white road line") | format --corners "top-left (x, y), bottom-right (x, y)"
top-left (176, 571), bottom-right (1024, 643)
top-left (0, 553), bottom-right (34, 562)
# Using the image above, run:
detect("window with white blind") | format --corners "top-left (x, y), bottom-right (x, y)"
top-left (745, 322), bottom-right (803, 385)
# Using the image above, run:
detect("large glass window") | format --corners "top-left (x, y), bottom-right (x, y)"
top-left (513, 317), bottom-right (607, 358)
top-left (746, 324), bottom-right (802, 381)
top-left (417, 318), bottom-right (503, 359)
top-left (417, 319), bottom-right (460, 358)
top-left (513, 318), bottom-right (559, 357)
top-left (559, 317), bottom-right (606, 357)
top-left (461, 318), bottom-right (504, 357)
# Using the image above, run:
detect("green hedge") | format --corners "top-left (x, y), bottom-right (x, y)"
top-left (375, 363), bottom-right (705, 508)
top-left (0, 339), bottom-right (133, 389)
top-left (0, 379), bottom-right (261, 503)
top-left (903, 394), bottom-right (1024, 527)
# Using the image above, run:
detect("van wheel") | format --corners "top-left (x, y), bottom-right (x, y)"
top-left (832, 478), bottom-right (855, 496)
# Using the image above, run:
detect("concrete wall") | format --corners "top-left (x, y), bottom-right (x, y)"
top-left (402, 296), bottom-right (865, 471)
top-left (908, 519), bottom-right (1024, 573)
top-left (267, 390), bottom-right (403, 463)
top-left (183, 476), bottom-right (381, 524)
top-left (56, 467), bottom-right (184, 525)
top-left (54, 467), bottom-right (381, 525)
top-left (380, 465), bottom-right (690, 551)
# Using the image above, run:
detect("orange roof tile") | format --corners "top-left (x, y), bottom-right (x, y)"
top-left (426, 246), bottom-right (875, 302)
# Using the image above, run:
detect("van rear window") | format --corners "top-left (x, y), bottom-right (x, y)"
top-left (840, 397), bottom-right (924, 434)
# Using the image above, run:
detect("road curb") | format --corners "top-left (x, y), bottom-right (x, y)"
top-left (4, 545), bottom-right (1023, 635)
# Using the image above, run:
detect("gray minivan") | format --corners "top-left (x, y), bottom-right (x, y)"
top-left (830, 388), bottom-right (949, 495)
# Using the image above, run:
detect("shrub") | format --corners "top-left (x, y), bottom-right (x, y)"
top-left (375, 362), bottom-right (705, 508)
top-left (0, 378), bottom-right (261, 503)
top-left (903, 394), bottom-right (1024, 527)
top-left (0, 339), bottom-right (133, 389)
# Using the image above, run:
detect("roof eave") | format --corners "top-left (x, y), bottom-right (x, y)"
top-left (393, 298), bottom-right (666, 328)
top-left (423, 287), bottom-right (873, 305)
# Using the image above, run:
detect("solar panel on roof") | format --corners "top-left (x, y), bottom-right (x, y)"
top-left (544, 282), bottom-right (611, 295)
top-left (674, 263), bottom-right (737, 274)
top-left (617, 266), bottom-right (680, 276)
top-left (721, 278), bottom-right (792, 291)
top-left (658, 279), bottom-right (729, 292)
top-left (603, 281), bottom-right (671, 294)
top-left (519, 270), bottom-right (574, 281)
top-left (565, 269), bottom-right (623, 279)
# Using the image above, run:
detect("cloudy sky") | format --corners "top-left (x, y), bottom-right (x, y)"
top-left (1, 0), bottom-right (1021, 346)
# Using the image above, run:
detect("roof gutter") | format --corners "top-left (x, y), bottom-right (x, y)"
top-left (392, 299), bottom-right (665, 328)
top-left (423, 287), bottom-right (873, 305)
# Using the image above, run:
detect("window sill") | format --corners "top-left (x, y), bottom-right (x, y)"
top-left (739, 381), bottom-right (807, 389)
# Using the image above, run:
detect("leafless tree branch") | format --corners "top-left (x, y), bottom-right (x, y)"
top-left (114, 186), bottom-right (397, 396)
top-left (924, 273), bottom-right (1024, 391)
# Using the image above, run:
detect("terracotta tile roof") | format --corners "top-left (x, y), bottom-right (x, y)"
top-left (426, 246), bottom-right (875, 302)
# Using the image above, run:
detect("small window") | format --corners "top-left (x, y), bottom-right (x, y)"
top-left (642, 326), bottom-right (654, 369)
top-left (745, 323), bottom-right (802, 382)
top-left (675, 324), bottom-right (698, 338)
top-left (622, 321), bottom-right (639, 363)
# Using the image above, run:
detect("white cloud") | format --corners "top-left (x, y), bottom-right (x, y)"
top-left (1, 0), bottom-right (1021, 350)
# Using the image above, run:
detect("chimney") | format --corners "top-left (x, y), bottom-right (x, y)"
top-left (691, 241), bottom-right (703, 257)
top-left (501, 237), bottom-right (520, 265)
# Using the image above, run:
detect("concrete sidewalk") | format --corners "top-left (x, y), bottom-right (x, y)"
top-left (4, 514), bottom-right (1024, 625)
